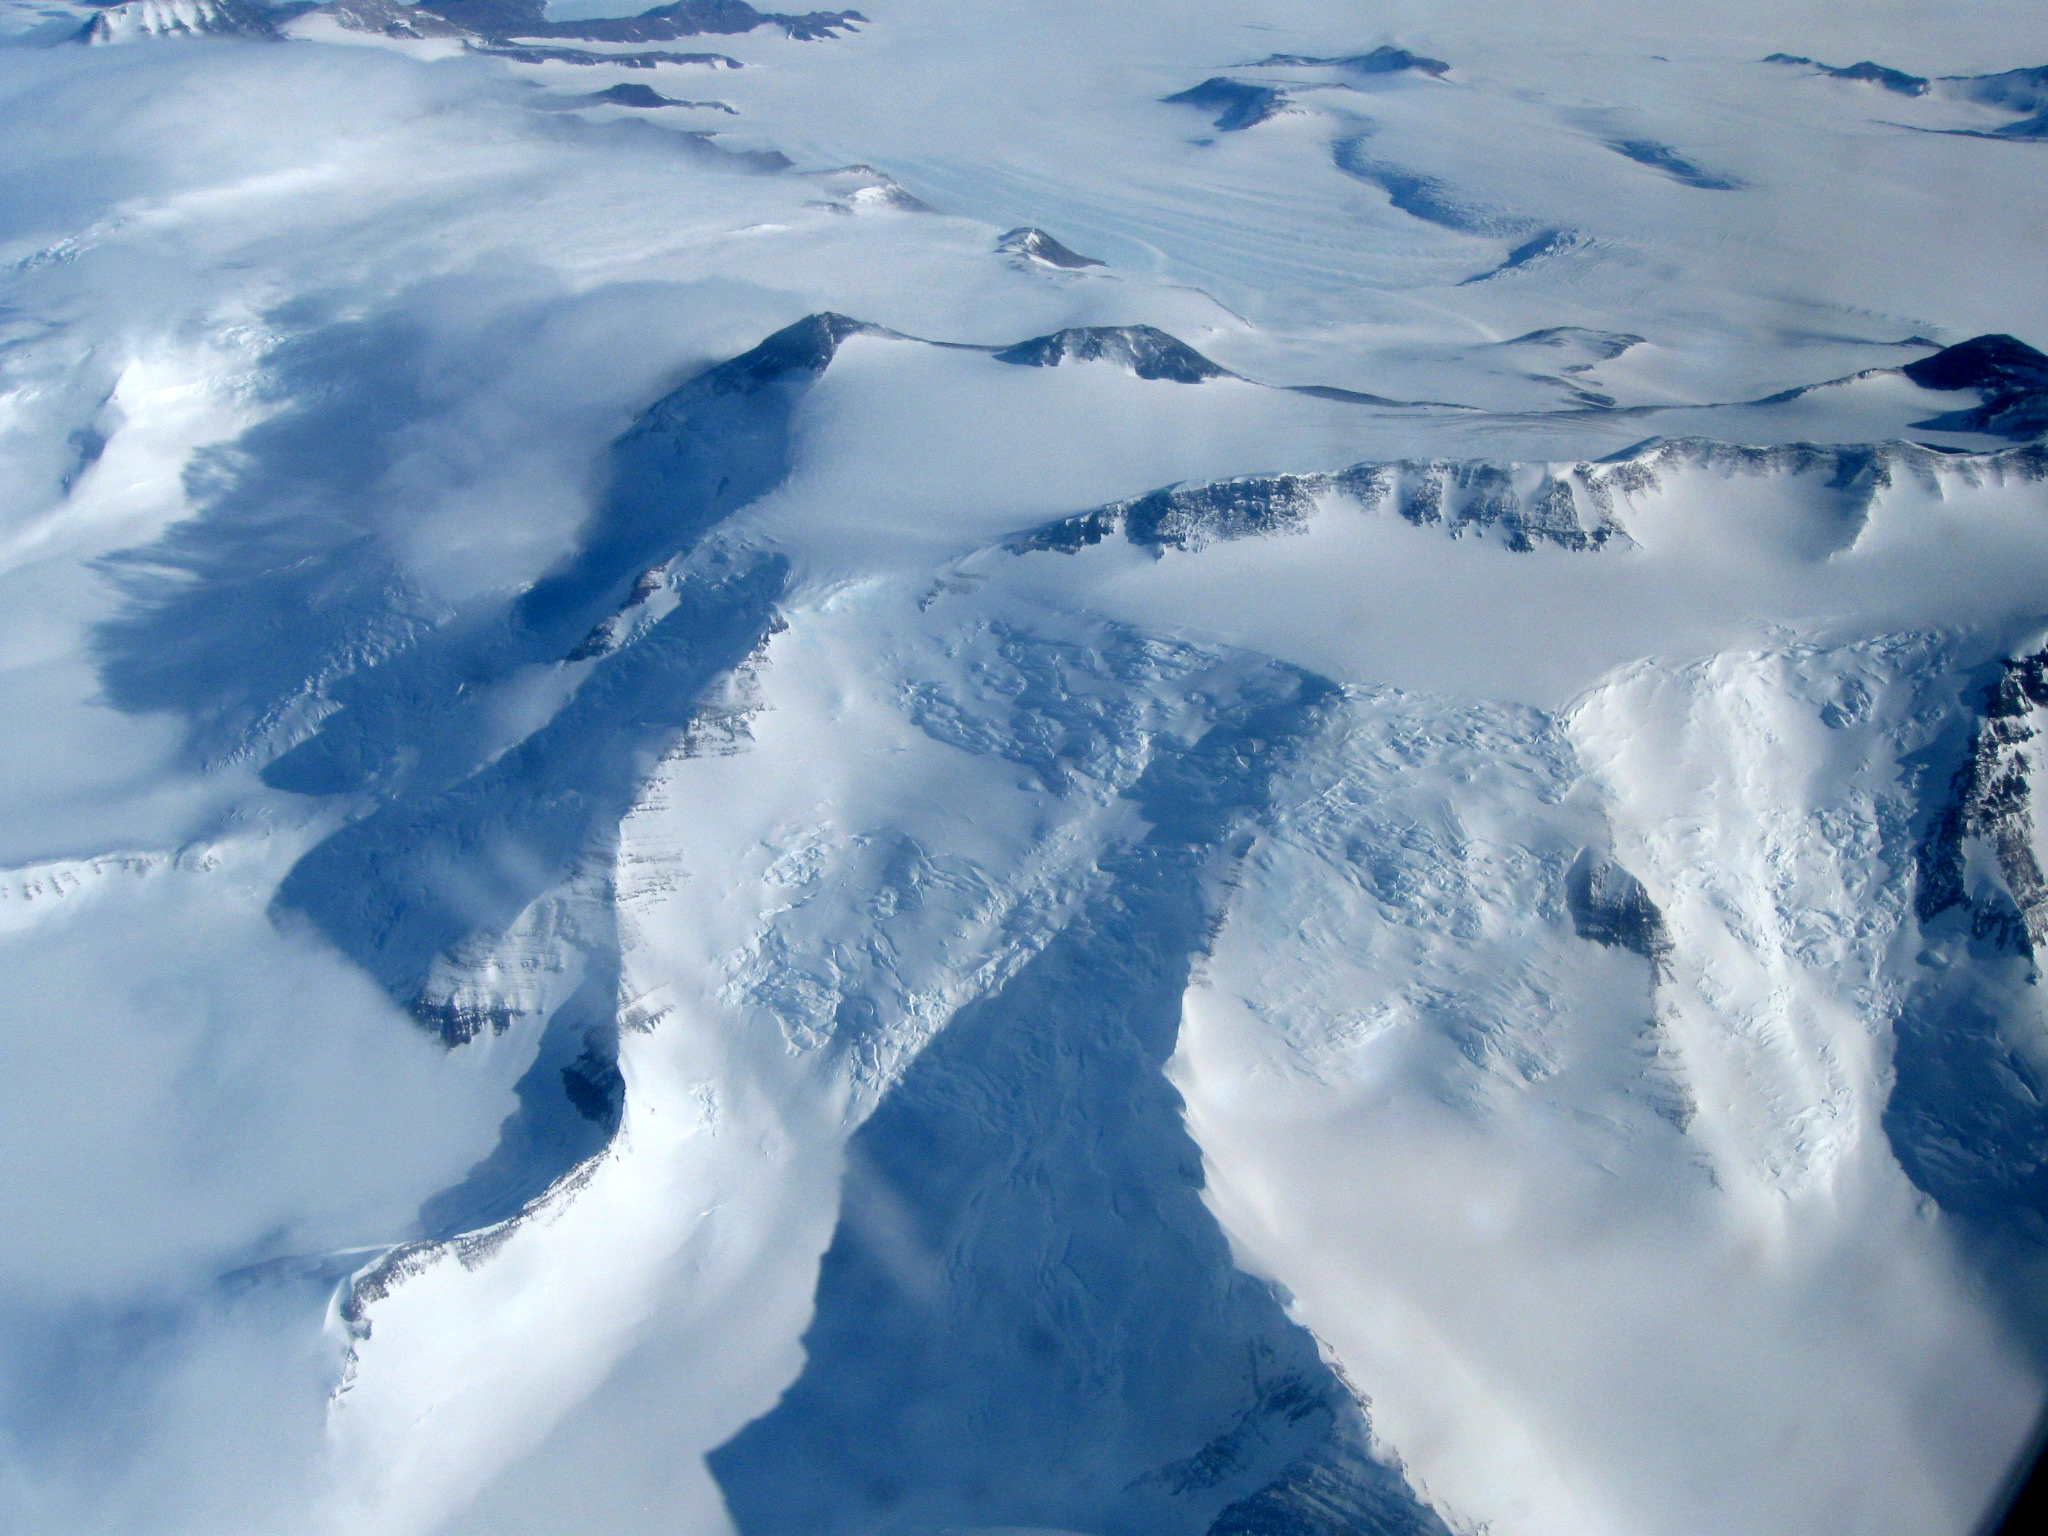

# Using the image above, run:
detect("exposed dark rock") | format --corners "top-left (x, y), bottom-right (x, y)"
top-left (1904, 334), bottom-right (2048, 439)
top-left (993, 325), bottom-right (1231, 383)
top-left (1015, 439), bottom-right (2048, 562)
top-left (408, 995), bottom-right (518, 1046)
top-left (477, 42), bottom-right (744, 66)
top-left (1904, 333), bottom-right (2048, 393)
top-left (414, 0), bottom-right (862, 42)
top-left (1162, 78), bottom-right (1289, 131)
top-left (1763, 53), bottom-right (1930, 95)
top-left (579, 81), bottom-right (733, 109)
top-left (560, 1032), bottom-right (624, 1124)
top-left (1247, 46), bottom-right (1449, 79)
top-left (1566, 849), bottom-right (1670, 967)
top-left (1208, 1439), bottom-right (1453, 1536)
top-left (1917, 647), bottom-right (2048, 950)
top-left (1765, 54), bottom-right (2048, 118)
top-left (996, 226), bottom-right (1105, 269)
top-left (1887, 645), bottom-right (2048, 1267)
top-left (691, 310), bottom-right (872, 395)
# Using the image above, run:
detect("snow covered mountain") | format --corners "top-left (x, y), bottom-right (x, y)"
top-left (3, 4), bottom-right (2048, 1535)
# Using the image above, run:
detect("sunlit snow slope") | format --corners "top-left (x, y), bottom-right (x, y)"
top-left (4, 4), bottom-right (2048, 1536)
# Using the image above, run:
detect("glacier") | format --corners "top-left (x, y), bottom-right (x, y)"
top-left (3, 3), bottom-right (2048, 1534)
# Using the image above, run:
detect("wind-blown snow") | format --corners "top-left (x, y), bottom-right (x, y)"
top-left (3, 3), bottom-right (2048, 1535)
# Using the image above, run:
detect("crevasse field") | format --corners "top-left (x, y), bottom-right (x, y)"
top-left (3, 3), bottom-right (2048, 1533)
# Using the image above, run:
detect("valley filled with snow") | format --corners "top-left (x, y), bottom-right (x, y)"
top-left (3, 3), bottom-right (2048, 1534)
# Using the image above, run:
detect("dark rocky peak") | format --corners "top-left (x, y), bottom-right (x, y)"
top-left (1566, 849), bottom-right (1670, 967)
top-left (1764, 54), bottom-right (2048, 116)
top-left (414, 0), bottom-right (862, 42)
top-left (1763, 54), bottom-right (1930, 95)
top-left (589, 81), bottom-right (682, 107)
top-left (995, 227), bottom-right (1105, 269)
top-left (579, 81), bottom-right (732, 109)
top-left (992, 326), bottom-right (1231, 383)
top-left (1903, 334), bottom-right (2048, 394)
top-left (692, 312), bottom-right (874, 396)
top-left (1248, 46), bottom-right (1449, 78)
top-left (476, 41), bottom-right (743, 65)
top-left (1903, 335), bottom-right (2048, 439)
top-left (1161, 78), bottom-right (1288, 131)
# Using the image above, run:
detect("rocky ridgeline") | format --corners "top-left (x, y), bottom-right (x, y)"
top-left (1016, 437), bottom-right (2048, 557)
top-left (81, 0), bottom-right (862, 47)
top-left (1919, 648), bottom-right (2048, 957)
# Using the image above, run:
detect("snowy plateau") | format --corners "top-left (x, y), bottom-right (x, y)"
top-left (4, 2), bottom-right (2048, 1534)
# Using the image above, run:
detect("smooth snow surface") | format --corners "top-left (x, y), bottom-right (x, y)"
top-left (3, 4), bottom-right (2048, 1536)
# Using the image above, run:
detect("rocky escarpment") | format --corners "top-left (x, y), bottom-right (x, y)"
top-left (1566, 848), bottom-right (1672, 968)
top-left (1016, 438), bottom-right (2048, 557)
top-left (1884, 644), bottom-right (2048, 1267)
top-left (80, 0), bottom-right (861, 49)
top-left (413, 0), bottom-right (863, 42)
top-left (1916, 647), bottom-right (2048, 955)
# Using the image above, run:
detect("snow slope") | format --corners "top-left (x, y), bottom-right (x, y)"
top-left (3, 4), bottom-right (2048, 1535)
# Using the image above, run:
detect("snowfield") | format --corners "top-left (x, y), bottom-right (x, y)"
top-left (2, 3), bottom-right (2048, 1534)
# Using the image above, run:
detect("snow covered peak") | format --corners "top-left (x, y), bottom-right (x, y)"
top-left (995, 225), bottom-right (1105, 269)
